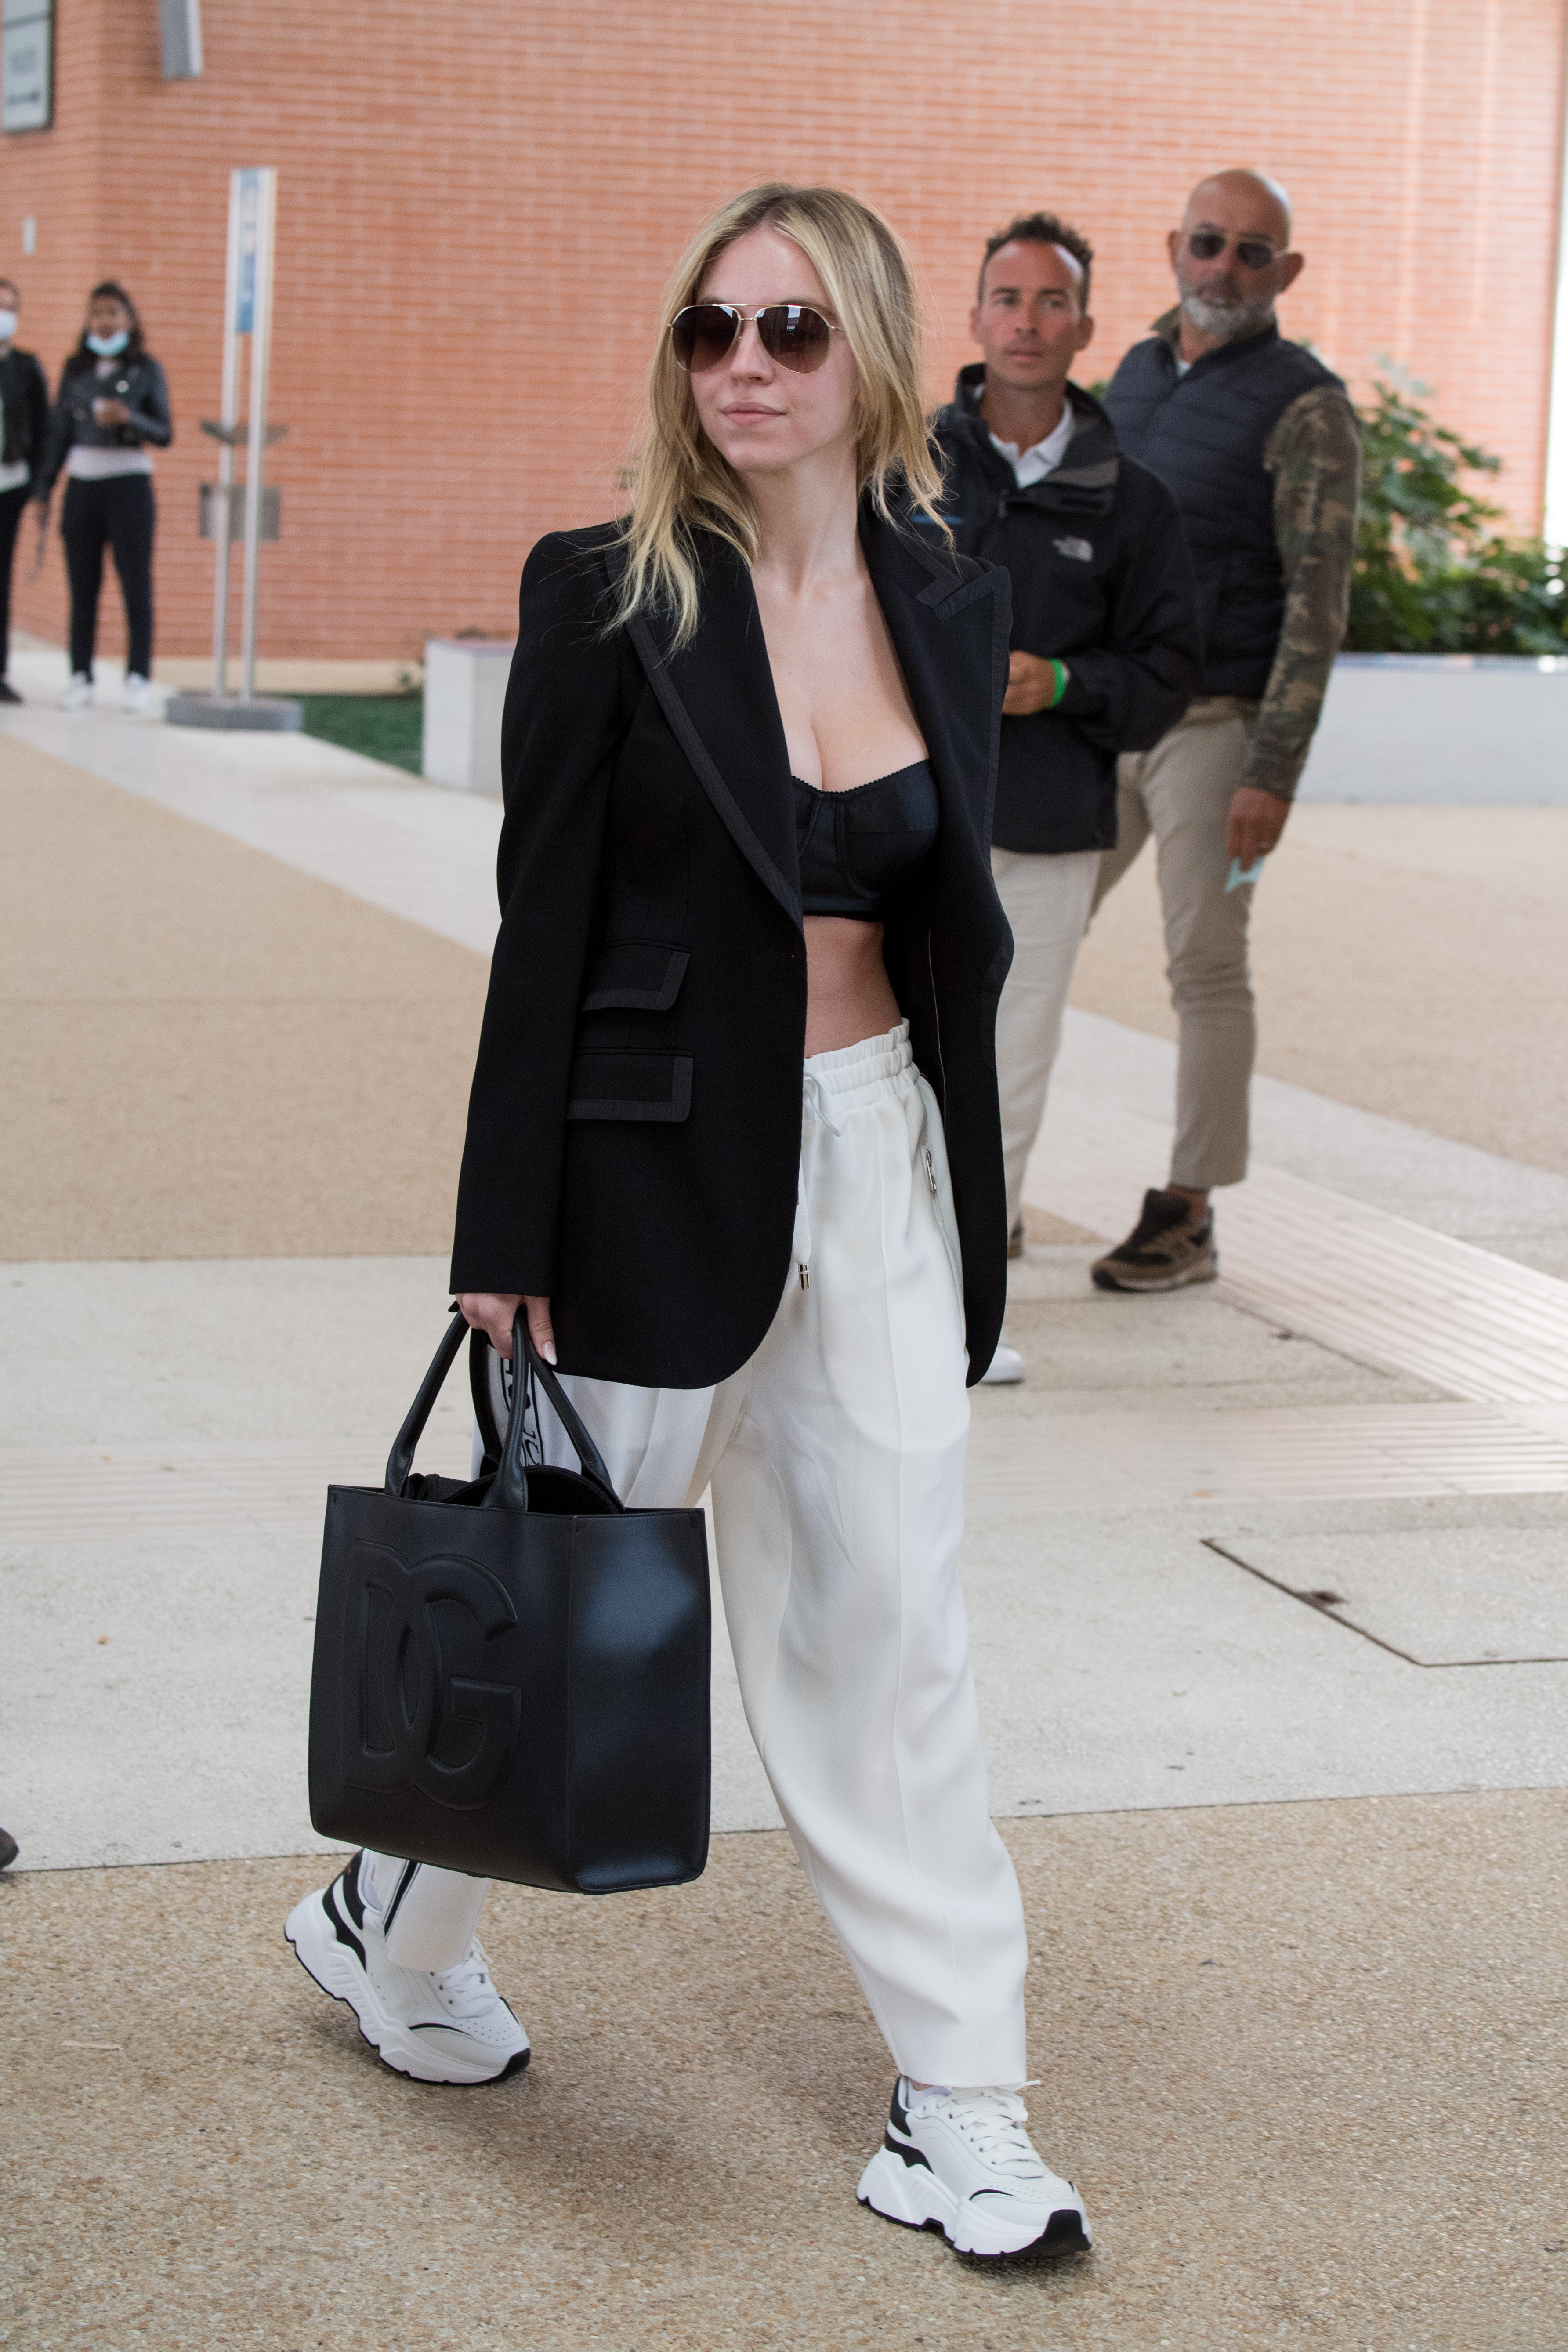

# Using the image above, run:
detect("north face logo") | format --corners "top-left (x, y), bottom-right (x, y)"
top-left (1054, 535), bottom-right (1094, 562)
top-left (344, 1540), bottom-right (521, 1810)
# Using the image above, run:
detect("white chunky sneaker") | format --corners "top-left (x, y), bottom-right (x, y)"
top-left (978, 1342), bottom-right (1025, 1385)
top-left (858, 2077), bottom-right (1091, 2258)
top-left (121, 672), bottom-right (153, 714)
top-left (61, 672), bottom-right (92, 710)
top-left (285, 1852), bottom-right (529, 2085)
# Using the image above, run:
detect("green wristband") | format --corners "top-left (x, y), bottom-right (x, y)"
top-left (1047, 658), bottom-right (1068, 709)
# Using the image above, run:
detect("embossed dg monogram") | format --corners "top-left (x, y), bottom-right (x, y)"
top-left (344, 1540), bottom-right (522, 1809)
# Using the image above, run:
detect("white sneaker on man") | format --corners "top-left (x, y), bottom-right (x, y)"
top-left (285, 1851), bottom-right (529, 2085)
top-left (122, 672), bottom-right (153, 714)
top-left (978, 1343), bottom-right (1025, 1385)
top-left (62, 673), bottom-right (92, 710)
top-left (858, 2078), bottom-right (1091, 2258)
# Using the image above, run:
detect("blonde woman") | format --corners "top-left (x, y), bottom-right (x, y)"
top-left (287, 185), bottom-right (1090, 2262)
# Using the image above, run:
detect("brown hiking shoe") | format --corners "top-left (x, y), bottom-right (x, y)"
top-left (1091, 1188), bottom-right (1218, 1292)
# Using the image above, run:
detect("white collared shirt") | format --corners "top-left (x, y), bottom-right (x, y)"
top-left (986, 400), bottom-right (1076, 488)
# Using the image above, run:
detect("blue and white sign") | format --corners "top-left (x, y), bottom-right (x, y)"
top-left (233, 168), bottom-right (264, 336)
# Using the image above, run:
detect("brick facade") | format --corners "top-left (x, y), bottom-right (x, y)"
top-left (1, 0), bottom-right (1562, 661)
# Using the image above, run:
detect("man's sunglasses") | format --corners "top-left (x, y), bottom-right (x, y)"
top-left (671, 302), bottom-right (839, 375)
top-left (1187, 230), bottom-right (1282, 272)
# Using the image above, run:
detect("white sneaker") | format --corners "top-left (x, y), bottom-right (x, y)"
top-left (858, 2078), bottom-right (1091, 2258)
top-left (122, 672), bottom-right (153, 714)
top-left (62, 673), bottom-right (92, 710)
top-left (285, 1852), bottom-right (530, 2085)
top-left (978, 1343), bottom-right (1025, 1385)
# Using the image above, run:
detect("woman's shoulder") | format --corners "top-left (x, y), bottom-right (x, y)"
top-left (521, 519), bottom-right (626, 600)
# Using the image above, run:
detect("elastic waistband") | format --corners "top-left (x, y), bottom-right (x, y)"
top-left (801, 1020), bottom-right (914, 1129)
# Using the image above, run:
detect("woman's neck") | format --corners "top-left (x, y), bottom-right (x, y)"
top-left (746, 437), bottom-right (863, 599)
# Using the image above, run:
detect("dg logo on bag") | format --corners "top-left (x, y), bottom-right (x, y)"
top-left (343, 1539), bottom-right (522, 1809)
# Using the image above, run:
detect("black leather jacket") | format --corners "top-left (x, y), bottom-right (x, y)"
top-left (39, 351), bottom-right (173, 499)
top-left (0, 347), bottom-right (49, 479)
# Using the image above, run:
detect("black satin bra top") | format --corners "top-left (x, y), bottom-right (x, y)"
top-left (792, 760), bottom-right (941, 921)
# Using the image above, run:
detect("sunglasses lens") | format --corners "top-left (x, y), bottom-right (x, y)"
top-left (1188, 232), bottom-right (1225, 260)
top-left (757, 305), bottom-right (833, 373)
top-left (1236, 240), bottom-right (1276, 271)
top-left (672, 305), bottom-right (738, 372)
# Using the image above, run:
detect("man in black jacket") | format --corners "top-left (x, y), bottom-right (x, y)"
top-left (0, 279), bottom-right (48, 702)
top-left (931, 214), bottom-right (1201, 1371)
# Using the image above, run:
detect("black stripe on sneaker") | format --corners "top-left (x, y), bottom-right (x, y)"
top-left (340, 1854), bottom-right (367, 1931)
top-left (381, 1861), bottom-right (420, 1939)
top-left (323, 1878), bottom-right (365, 1966)
top-left (883, 2130), bottom-right (933, 2172)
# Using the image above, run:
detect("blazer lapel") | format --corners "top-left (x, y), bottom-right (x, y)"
top-left (859, 506), bottom-right (1010, 872)
top-left (619, 540), bottom-right (801, 927)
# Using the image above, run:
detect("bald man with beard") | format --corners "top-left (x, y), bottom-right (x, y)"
top-left (1091, 169), bottom-right (1361, 1294)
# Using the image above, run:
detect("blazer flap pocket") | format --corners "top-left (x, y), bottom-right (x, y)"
top-left (580, 941), bottom-right (690, 1013)
top-left (567, 1051), bottom-right (693, 1123)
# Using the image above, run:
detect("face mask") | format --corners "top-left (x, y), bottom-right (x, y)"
top-left (86, 330), bottom-right (129, 357)
top-left (0, 312), bottom-right (17, 342)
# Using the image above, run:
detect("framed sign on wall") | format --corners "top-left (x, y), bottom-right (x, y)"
top-left (1, 0), bottom-right (51, 134)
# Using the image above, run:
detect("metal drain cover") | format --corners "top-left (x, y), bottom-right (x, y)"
top-left (1206, 1527), bottom-right (1568, 1665)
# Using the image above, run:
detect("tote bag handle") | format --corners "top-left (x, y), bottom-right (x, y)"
top-left (384, 1310), bottom-right (622, 1515)
top-left (489, 1322), bottom-right (622, 1514)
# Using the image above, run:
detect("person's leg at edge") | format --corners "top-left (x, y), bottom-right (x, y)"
top-left (61, 478), bottom-right (105, 681)
top-left (990, 845), bottom-right (1101, 1238)
top-left (107, 475), bottom-right (155, 682)
top-left (0, 481), bottom-right (29, 684)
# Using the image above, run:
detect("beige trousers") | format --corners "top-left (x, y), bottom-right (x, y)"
top-left (990, 846), bottom-right (1101, 1232)
top-left (1092, 699), bottom-right (1260, 1191)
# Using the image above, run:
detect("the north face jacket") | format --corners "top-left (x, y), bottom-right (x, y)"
top-left (927, 366), bottom-right (1202, 854)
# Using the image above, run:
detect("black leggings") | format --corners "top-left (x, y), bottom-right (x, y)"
top-left (0, 480), bottom-right (29, 681)
top-left (62, 472), bottom-right (155, 680)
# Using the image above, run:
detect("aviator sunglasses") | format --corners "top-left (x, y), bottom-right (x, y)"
top-left (1186, 230), bottom-right (1282, 272)
top-left (671, 301), bottom-right (840, 374)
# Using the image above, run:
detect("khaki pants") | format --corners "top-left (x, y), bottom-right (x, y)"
top-left (990, 845), bottom-right (1100, 1232)
top-left (1093, 699), bottom-right (1259, 1190)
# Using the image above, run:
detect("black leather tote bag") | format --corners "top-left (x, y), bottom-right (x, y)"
top-left (308, 1314), bottom-right (711, 1894)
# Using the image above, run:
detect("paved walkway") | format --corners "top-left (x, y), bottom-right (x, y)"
top-left (3, 639), bottom-right (1565, 2349)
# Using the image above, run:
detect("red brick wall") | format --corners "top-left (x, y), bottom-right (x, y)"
top-left (2, 0), bottom-right (1562, 660)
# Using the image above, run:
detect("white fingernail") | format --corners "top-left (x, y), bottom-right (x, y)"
top-left (542, 1341), bottom-right (557, 1365)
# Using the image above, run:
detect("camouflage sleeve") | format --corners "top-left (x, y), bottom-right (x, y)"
top-left (1246, 386), bottom-right (1363, 800)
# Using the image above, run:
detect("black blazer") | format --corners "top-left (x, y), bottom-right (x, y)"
top-left (451, 502), bottom-right (1015, 1391)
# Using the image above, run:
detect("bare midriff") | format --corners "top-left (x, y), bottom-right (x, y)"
top-left (803, 915), bottom-right (902, 1058)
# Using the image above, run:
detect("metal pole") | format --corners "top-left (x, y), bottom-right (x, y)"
top-left (1545, 15), bottom-right (1568, 547)
top-left (239, 168), bottom-right (277, 704)
top-left (210, 171), bottom-right (243, 700)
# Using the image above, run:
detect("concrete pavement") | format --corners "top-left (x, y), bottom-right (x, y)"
top-left (3, 646), bottom-right (1566, 2350)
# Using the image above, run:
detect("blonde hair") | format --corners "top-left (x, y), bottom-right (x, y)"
top-left (613, 183), bottom-right (946, 647)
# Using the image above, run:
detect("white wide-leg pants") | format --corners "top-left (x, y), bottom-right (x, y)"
top-left (367, 1023), bottom-right (1029, 2089)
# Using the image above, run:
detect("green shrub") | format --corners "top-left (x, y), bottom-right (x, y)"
top-left (1347, 373), bottom-right (1568, 656)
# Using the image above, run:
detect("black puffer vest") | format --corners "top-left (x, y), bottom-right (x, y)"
top-left (1103, 322), bottom-right (1343, 696)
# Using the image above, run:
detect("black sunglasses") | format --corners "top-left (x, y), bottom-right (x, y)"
top-left (1187, 230), bottom-right (1282, 272)
top-left (671, 302), bottom-right (839, 375)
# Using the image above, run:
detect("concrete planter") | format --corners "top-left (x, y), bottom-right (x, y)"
top-left (1300, 653), bottom-right (1568, 805)
top-left (421, 638), bottom-right (515, 794)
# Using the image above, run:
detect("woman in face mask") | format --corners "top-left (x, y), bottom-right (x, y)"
top-left (35, 282), bottom-right (172, 713)
top-left (0, 280), bottom-right (48, 703)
